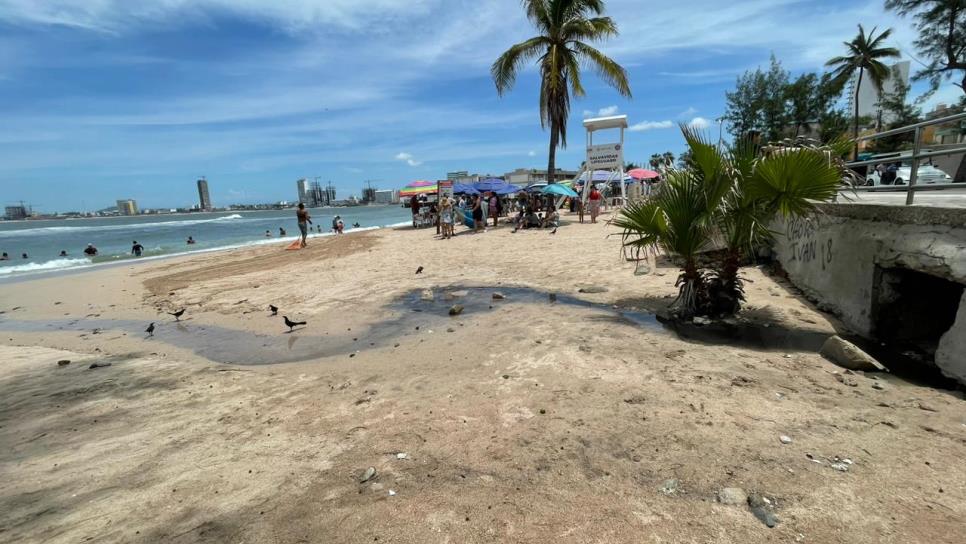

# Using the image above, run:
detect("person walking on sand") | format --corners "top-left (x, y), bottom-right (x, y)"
top-left (588, 186), bottom-right (602, 223)
top-left (472, 194), bottom-right (484, 233)
top-left (131, 240), bottom-right (144, 257)
top-left (479, 191), bottom-right (489, 228)
top-left (489, 193), bottom-right (499, 228)
top-left (296, 203), bottom-right (312, 247)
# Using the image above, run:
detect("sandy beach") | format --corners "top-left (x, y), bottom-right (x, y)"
top-left (1, 212), bottom-right (964, 543)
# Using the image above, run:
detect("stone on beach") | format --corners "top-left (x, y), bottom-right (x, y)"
top-left (820, 335), bottom-right (887, 372)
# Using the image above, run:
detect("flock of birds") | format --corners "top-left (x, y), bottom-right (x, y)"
top-left (143, 266), bottom-right (425, 338)
top-left (144, 304), bottom-right (307, 338)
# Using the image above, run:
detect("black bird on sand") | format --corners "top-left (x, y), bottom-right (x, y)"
top-left (269, 304), bottom-right (279, 316)
top-left (415, 266), bottom-right (424, 274)
top-left (168, 308), bottom-right (185, 320)
top-left (283, 316), bottom-right (306, 332)
top-left (145, 322), bottom-right (155, 336)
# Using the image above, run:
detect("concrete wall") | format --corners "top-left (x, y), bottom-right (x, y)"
top-left (771, 203), bottom-right (966, 384)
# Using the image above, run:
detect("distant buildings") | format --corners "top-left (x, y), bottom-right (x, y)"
top-left (373, 189), bottom-right (398, 204)
top-left (4, 205), bottom-right (28, 220)
top-left (197, 177), bottom-right (212, 211)
top-left (446, 171), bottom-right (469, 181)
top-left (116, 199), bottom-right (139, 216)
top-left (503, 167), bottom-right (579, 186)
top-left (297, 178), bottom-right (329, 207)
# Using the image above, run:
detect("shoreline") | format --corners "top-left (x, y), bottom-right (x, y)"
top-left (0, 220), bottom-right (411, 283)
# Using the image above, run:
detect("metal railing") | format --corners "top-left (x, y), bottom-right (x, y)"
top-left (844, 111), bottom-right (966, 205)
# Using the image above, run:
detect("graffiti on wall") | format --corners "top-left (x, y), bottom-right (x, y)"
top-left (784, 217), bottom-right (833, 270)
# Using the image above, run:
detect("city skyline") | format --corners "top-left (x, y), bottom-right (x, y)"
top-left (1, 0), bottom-right (963, 212)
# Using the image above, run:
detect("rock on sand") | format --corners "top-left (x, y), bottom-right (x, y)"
top-left (820, 335), bottom-right (887, 372)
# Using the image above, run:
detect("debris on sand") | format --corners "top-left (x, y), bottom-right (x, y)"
top-left (448, 305), bottom-right (464, 316)
top-left (88, 362), bottom-right (112, 370)
top-left (492, 292), bottom-right (505, 300)
top-left (57, 360), bottom-right (71, 367)
top-left (360, 467), bottom-right (377, 483)
top-left (660, 479), bottom-right (679, 495)
top-left (779, 435), bottom-right (793, 444)
top-left (748, 493), bottom-right (778, 527)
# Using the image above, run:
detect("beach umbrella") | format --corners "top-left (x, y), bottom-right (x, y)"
top-left (541, 184), bottom-right (578, 198)
top-left (474, 178), bottom-right (518, 195)
top-left (627, 168), bottom-right (660, 180)
top-left (399, 180), bottom-right (438, 198)
top-left (452, 182), bottom-right (480, 195)
top-left (524, 182), bottom-right (547, 193)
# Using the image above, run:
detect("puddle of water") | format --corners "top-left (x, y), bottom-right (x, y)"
top-left (1, 284), bottom-right (955, 389)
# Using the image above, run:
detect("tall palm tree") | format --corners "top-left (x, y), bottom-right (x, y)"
top-left (825, 25), bottom-right (900, 152)
top-left (492, 0), bottom-right (631, 183)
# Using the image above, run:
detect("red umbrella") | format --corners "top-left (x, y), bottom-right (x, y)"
top-left (627, 168), bottom-right (660, 180)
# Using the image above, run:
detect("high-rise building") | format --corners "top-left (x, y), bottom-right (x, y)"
top-left (116, 199), bottom-right (139, 216)
top-left (4, 205), bottom-right (28, 220)
top-left (325, 185), bottom-right (336, 204)
top-left (197, 177), bottom-right (212, 211)
top-left (309, 181), bottom-right (325, 207)
top-left (297, 178), bottom-right (310, 204)
top-left (849, 60), bottom-right (910, 125)
top-left (373, 190), bottom-right (397, 204)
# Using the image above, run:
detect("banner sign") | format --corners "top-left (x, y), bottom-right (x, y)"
top-left (587, 143), bottom-right (622, 169)
top-left (437, 180), bottom-right (454, 200)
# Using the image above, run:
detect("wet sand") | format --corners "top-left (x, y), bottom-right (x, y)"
top-left (1, 213), bottom-right (964, 543)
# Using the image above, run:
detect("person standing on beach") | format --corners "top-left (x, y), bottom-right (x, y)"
top-left (588, 186), bottom-right (602, 223)
top-left (410, 195), bottom-right (421, 227)
top-left (131, 241), bottom-right (144, 257)
top-left (472, 195), bottom-right (484, 233)
top-left (489, 194), bottom-right (499, 227)
top-left (296, 203), bottom-right (312, 247)
top-left (479, 192), bottom-right (489, 228)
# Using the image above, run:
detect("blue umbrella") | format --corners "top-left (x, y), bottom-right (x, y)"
top-left (542, 184), bottom-right (578, 198)
top-left (453, 182), bottom-right (480, 195)
top-left (474, 178), bottom-right (519, 195)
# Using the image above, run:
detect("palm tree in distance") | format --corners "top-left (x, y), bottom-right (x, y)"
top-left (825, 25), bottom-right (900, 154)
top-left (492, 0), bottom-right (631, 183)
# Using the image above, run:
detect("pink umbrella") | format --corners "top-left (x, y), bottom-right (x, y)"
top-left (627, 168), bottom-right (660, 180)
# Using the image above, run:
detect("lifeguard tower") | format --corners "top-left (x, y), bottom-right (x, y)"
top-left (577, 115), bottom-right (628, 206)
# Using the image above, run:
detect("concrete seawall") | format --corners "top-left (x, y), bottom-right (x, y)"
top-left (771, 203), bottom-right (966, 385)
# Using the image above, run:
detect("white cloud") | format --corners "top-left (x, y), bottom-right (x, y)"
top-left (688, 117), bottom-right (711, 130)
top-left (527, 150), bottom-right (536, 157)
top-left (597, 105), bottom-right (619, 116)
top-left (394, 151), bottom-right (422, 167)
top-left (678, 107), bottom-right (698, 118)
top-left (584, 105), bottom-right (620, 118)
top-left (629, 120), bottom-right (674, 132)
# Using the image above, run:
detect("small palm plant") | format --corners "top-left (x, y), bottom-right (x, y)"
top-left (616, 126), bottom-right (847, 318)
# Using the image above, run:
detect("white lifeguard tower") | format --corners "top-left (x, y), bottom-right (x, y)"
top-left (577, 115), bottom-right (628, 206)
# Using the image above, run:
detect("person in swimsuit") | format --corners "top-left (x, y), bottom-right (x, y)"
top-left (296, 203), bottom-right (312, 247)
top-left (472, 195), bottom-right (484, 233)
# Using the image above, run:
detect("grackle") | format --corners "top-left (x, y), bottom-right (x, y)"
top-left (283, 316), bottom-right (306, 332)
top-left (269, 304), bottom-right (279, 316)
top-left (415, 266), bottom-right (424, 274)
top-left (168, 308), bottom-right (185, 320)
top-left (145, 322), bottom-right (155, 336)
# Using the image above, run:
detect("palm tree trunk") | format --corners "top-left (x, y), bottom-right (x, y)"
top-left (547, 126), bottom-right (558, 184)
top-left (853, 67), bottom-right (863, 160)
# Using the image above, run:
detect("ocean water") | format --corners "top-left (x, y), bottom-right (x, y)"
top-left (0, 206), bottom-right (412, 279)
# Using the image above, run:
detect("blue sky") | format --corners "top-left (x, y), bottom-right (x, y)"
top-left (0, 0), bottom-right (962, 212)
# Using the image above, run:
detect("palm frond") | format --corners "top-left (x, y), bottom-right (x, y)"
top-left (572, 42), bottom-right (631, 97)
top-left (491, 36), bottom-right (548, 94)
top-left (746, 149), bottom-right (843, 217)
